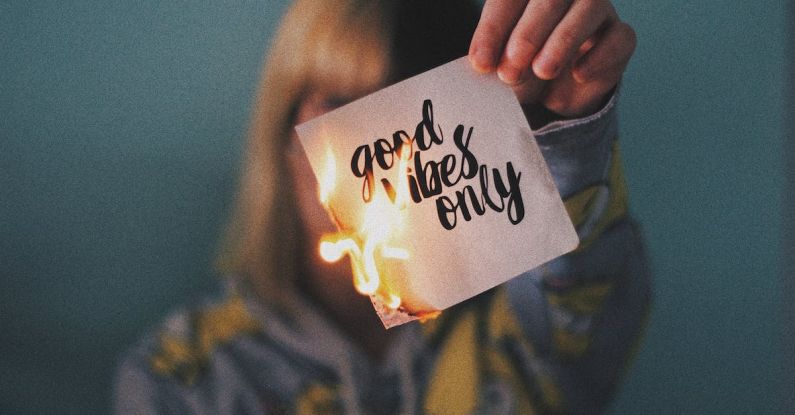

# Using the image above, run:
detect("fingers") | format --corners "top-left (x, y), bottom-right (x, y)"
top-left (471, 0), bottom-right (618, 81)
top-left (510, 69), bottom-right (548, 106)
top-left (543, 23), bottom-right (635, 118)
top-left (531, 0), bottom-right (615, 80)
top-left (469, 0), bottom-right (635, 114)
top-left (497, 0), bottom-right (573, 84)
top-left (543, 70), bottom-right (607, 117)
top-left (469, 0), bottom-right (528, 73)
top-left (573, 21), bottom-right (636, 84)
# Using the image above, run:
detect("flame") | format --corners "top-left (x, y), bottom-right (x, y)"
top-left (318, 147), bottom-right (336, 205)
top-left (317, 144), bottom-right (413, 311)
top-left (381, 246), bottom-right (409, 260)
top-left (393, 145), bottom-right (412, 208)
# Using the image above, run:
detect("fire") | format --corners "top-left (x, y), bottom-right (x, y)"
top-left (318, 147), bottom-right (336, 205)
top-left (317, 145), bottom-right (412, 311)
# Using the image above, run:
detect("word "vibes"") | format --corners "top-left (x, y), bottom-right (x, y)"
top-left (349, 99), bottom-right (525, 230)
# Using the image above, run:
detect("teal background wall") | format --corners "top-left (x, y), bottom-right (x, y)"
top-left (785, 2), bottom-right (795, 409)
top-left (609, 1), bottom-right (787, 413)
top-left (1, 1), bottom-right (788, 413)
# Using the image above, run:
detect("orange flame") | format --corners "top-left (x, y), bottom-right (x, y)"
top-left (318, 147), bottom-right (336, 205)
top-left (317, 146), bottom-right (412, 311)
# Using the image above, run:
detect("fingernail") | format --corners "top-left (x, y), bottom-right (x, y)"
top-left (471, 47), bottom-right (495, 73)
top-left (498, 65), bottom-right (521, 84)
top-left (534, 53), bottom-right (559, 80)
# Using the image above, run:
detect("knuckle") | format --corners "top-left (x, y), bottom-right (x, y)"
top-left (621, 23), bottom-right (637, 44)
top-left (557, 27), bottom-right (580, 47)
top-left (475, 21), bottom-right (504, 43)
top-left (505, 44), bottom-right (533, 69)
top-left (614, 22), bottom-right (637, 53)
top-left (516, 31), bottom-right (541, 56)
top-left (550, 0), bottom-right (573, 11)
top-left (544, 93), bottom-right (572, 114)
top-left (572, 65), bottom-right (592, 82)
top-left (576, 0), bottom-right (599, 11)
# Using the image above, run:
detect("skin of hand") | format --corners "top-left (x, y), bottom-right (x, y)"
top-left (468, 0), bottom-right (636, 120)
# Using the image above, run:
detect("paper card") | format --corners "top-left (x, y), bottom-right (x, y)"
top-left (295, 56), bottom-right (578, 328)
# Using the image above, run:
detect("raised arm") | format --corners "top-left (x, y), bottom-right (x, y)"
top-left (468, 2), bottom-right (651, 413)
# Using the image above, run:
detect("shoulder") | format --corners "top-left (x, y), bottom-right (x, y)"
top-left (113, 288), bottom-right (264, 413)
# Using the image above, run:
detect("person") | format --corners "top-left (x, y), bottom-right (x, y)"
top-left (114, 0), bottom-right (651, 413)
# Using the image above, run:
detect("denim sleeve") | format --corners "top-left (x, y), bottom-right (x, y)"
top-left (490, 90), bottom-right (653, 413)
top-left (534, 89), bottom-right (619, 202)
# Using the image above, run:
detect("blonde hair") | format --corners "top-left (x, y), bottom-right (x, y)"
top-left (218, 0), bottom-right (479, 311)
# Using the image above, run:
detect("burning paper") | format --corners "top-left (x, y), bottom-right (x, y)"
top-left (295, 57), bottom-right (578, 328)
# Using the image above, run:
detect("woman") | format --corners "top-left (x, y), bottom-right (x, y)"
top-left (115, 0), bottom-right (651, 413)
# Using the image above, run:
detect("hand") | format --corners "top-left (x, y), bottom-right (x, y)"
top-left (469, 0), bottom-right (636, 121)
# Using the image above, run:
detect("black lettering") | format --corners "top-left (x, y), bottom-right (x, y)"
top-left (347, 98), bottom-right (526, 229)
top-left (435, 196), bottom-right (457, 230)
top-left (453, 125), bottom-right (478, 179)
top-left (414, 151), bottom-right (443, 198)
top-left (440, 154), bottom-right (460, 188)
top-left (351, 144), bottom-right (375, 202)
top-left (373, 138), bottom-right (394, 170)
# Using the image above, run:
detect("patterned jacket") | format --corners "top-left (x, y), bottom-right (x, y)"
top-left (114, 91), bottom-right (652, 414)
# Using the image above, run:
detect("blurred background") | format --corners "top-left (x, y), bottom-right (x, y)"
top-left (1, 0), bottom-right (790, 413)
